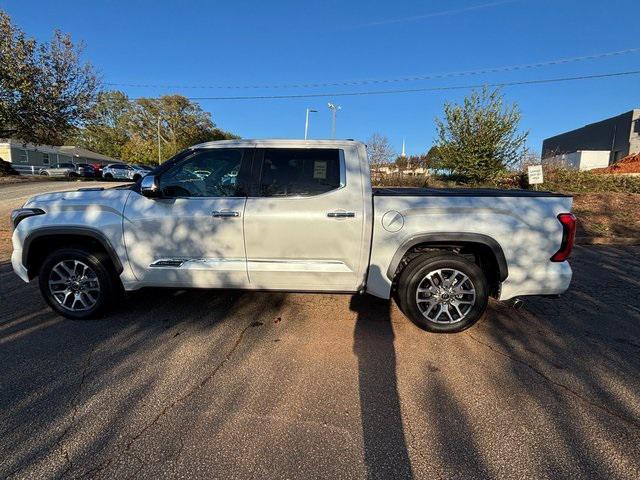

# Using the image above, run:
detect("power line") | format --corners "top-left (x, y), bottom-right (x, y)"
top-left (354, 0), bottom-right (519, 28)
top-left (107, 47), bottom-right (640, 90)
top-left (176, 70), bottom-right (640, 101)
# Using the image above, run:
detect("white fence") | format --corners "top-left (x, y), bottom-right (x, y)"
top-left (11, 165), bottom-right (42, 176)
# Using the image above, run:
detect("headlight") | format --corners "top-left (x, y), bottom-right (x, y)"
top-left (11, 208), bottom-right (45, 229)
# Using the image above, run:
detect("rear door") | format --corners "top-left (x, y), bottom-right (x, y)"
top-left (243, 146), bottom-right (367, 291)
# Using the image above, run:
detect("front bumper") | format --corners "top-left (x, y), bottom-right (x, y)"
top-left (11, 244), bottom-right (29, 283)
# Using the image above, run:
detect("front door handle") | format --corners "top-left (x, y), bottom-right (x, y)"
top-left (212, 211), bottom-right (240, 218)
top-left (327, 211), bottom-right (355, 218)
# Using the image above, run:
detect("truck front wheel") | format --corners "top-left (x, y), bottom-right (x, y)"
top-left (38, 248), bottom-right (118, 320)
top-left (396, 253), bottom-right (489, 333)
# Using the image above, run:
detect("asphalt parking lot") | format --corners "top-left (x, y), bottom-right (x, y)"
top-left (1, 182), bottom-right (639, 479)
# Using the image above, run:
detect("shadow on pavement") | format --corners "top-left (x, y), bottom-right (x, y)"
top-left (1, 246), bottom-right (640, 478)
top-left (351, 293), bottom-right (413, 479)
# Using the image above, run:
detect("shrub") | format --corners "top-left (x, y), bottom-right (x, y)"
top-left (538, 165), bottom-right (640, 194)
top-left (433, 87), bottom-right (528, 183)
top-left (0, 158), bottom-right (17, 176)
top-left (371, 166), bottom-right (640, 194)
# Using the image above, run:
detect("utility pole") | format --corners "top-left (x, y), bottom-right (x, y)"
top-left (157, 116), bottom-right (162, 165)
top-left (304, 108), bottom-right (317, 140)
top-left (327, 103), bottom-right (341, 139)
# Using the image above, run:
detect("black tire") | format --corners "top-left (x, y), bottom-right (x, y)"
top-left (38, 248), bottom-right (118, 320)
top-left (40, 171), bottom-right (49, 176)
top-left (396, 252), bottom-right (489, 333)
top-left (103, 173), bottom-right (113, 180)
top-left (133, 174), bottom-right (141, 182)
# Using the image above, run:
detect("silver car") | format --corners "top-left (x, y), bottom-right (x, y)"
top-left (39, 163), bottom-right (78, 178)
top-left (102, 163), bottom-right (151, 182)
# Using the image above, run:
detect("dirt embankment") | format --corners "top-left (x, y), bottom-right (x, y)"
top-left (572, 192), bottom-right (640, 241)
top-left (592, 153), bottom-right (640, 174)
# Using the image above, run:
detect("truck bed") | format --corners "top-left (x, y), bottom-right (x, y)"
top-left (373, 187), bottom-right (570, 198)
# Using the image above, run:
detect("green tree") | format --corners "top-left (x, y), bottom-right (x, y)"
top-left (73, 92), bottom-right (239, 165)
top-left (433, 87), bottom-right (528, 183)
top-left (127, 95), bottom-right (237, 162)
top-left (69, 90), bottom-right (132, 158)
top-left (394, 155), bottom-right (408, 170)
top-left (0, 10), bottom-right (99, 144)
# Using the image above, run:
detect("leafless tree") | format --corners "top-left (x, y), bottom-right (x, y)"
top-left (366, 133), bottom-right (396, 167)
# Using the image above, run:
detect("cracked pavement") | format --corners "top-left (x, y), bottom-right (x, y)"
top-left (1, 184), bottom-right (639, 478)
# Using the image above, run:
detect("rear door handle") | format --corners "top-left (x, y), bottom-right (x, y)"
top-left (212, 211), bottom-right (240, 218)
top-left (327, 211), bottom-right (355, 218)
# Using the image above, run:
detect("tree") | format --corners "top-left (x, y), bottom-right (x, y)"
top-left (394, 155), bottom-right (408, 170)
top-left (0, 10), bottom-right (99, 144)
top-left (433, 87), bottom-right (528, 183)
top-left (124, 95), bottom-right (238, 164)
top-left (393, 154), bottom-right (431, 172)
top-left (69, 90), bottom-right (132, 158)
top-left (72, 91), bottom-right (239, 164)
top-left (366, 133), bottom-right (395, 166)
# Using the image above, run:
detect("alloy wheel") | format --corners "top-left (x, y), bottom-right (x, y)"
top-left (415, 268), bottom-right (476, 324)
top-left (48, 260), bottom-right (101, 312)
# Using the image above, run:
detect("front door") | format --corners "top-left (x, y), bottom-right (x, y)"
top-left (243, 146), bottom-right (367, 291)
top-left (123, 148), bottom-right (250, 288)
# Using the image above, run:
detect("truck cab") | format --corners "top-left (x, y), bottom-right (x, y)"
top-left (124, 140), bottom-right (371, 292)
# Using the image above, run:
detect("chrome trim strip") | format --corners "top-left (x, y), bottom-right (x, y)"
top-left (248, 259), bottom-right (352, 273)
top-left (339, 149), bottom-right (347, 188)
top-left (149, 258), bottom-right (246, 271)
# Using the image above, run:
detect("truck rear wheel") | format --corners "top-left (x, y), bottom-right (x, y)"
top-left (396, 253), bottom-right (488, 332)
top-left (38, 248), bottom-right (118, 320)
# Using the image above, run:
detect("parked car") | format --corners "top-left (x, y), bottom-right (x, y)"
top-left (102, 163), bottom-right (151, 181)
top-left (39, 163), bottom-right (96, 178)
top-left (10, 140), bottom-right (576, 331)
top-left (131, 164), bottom-right (153, 180)
top-left (75, 163), bottom-right (97, 178)
top-left (38, 163), bottom-right (75, 177)
top-left (89, 163), bottom-right (106, 177)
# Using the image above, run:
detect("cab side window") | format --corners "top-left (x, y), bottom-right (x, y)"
top-left (259, 148), bottom-right (342, 197)
top-left (159, 149), bottom-right (244, 198)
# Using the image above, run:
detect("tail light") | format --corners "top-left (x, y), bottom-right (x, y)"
top-left (551, 213), bottom-right (577, 262)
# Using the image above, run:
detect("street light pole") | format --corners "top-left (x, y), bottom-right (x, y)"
top-left (157, 116), bottom-right (162, 165)
top-left (304, 108), bottom-right (317, 140)
top-left (327, 103), bottom-right (341, 139)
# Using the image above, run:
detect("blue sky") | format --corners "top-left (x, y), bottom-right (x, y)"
top-left (2, 0), bottom-right (639, 156)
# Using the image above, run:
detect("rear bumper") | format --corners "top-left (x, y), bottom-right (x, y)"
top-left (498, 261), bottom-right (572, 301)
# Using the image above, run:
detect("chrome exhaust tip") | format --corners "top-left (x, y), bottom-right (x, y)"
top-left (509, 298), bottom-right (524, 310)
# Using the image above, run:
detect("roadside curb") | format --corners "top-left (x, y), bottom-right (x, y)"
top-left (576, 236), bottom-right (640, 246)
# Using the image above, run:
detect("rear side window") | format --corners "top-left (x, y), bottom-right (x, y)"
top-left (259, 148), bottom-right (343, 197)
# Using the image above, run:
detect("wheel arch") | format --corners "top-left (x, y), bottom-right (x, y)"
top-left (387, 233), bottom-right (508, 296)
top-left (23, 227), bottom-right (124, 280)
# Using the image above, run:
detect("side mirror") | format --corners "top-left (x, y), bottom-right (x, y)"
top-left (140, 175), bottom-right (161, 198)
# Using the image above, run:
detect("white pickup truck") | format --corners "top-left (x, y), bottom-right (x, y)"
top-left (10, 140), bottom-right (576, 332)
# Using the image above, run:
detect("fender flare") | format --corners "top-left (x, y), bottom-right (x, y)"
top-left (22, 226), bottom-right (124, 275)
top-left (386, 232), bottom-right (508, 281)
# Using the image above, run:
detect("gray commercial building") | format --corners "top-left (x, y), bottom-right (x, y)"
top-left (542, 109), bottom-right (640, 165)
